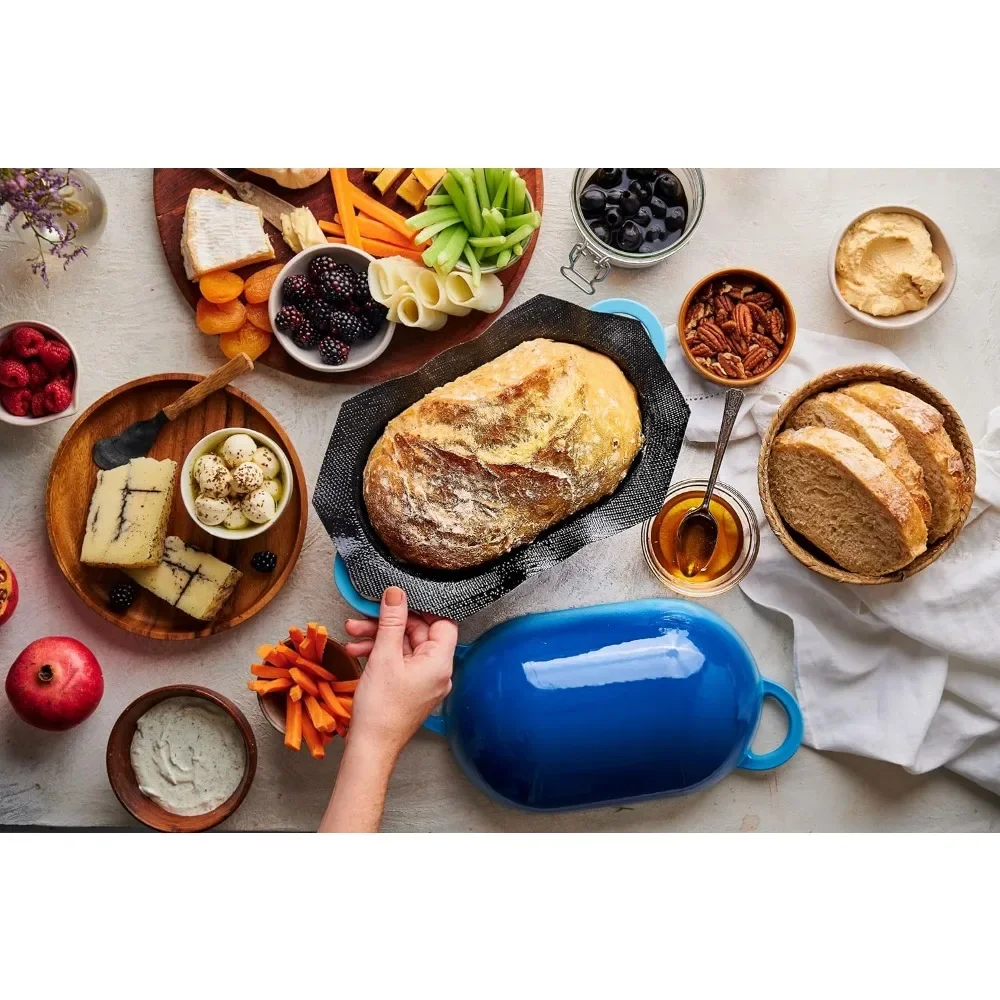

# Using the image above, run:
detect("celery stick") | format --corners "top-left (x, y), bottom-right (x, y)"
top-left (441, 172), bottom-right (474, 232)
top-left (480, 224), bottom-right (535, 256)
top-left (504, 170), bottom-right (517, 215)
top-left (422, 226), bottom-right (459, 268)
top-left (512, 241), bottom-right (524, 257)
top-left (488, 207), bottom-right (505, 231)
top-left (512, 174), bottom-right (526, 216)
top-left (463, 244), bottom-right (481, 288)
top-left (485, 168), bottom-right (500, 202)
top-left (459, 171), bottom-right (483, 236)
top-left (491, 170), bottom-right (510, 209)
top-left (468, 235), bottom-right (506, 247)
top-left (416, 217), bottom-right (463, 244)
top-left (436, 225), bottom-right (469, 273)
top-left (502, 210), bottom-right (541, 231)
top-left (495, 249), bottom-right (512, 269)
top-left (423, 193), bottom-right (453, 207)
top-left (407, 205), bottom-right (461, 230)
top-left (473, 168), bottom-right (490, 213)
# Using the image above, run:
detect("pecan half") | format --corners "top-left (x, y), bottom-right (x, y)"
top-left (746, 291), bottom-right (774, 308)
top-left (688, 301), bottom-right (709, 326)
top-left (742, 344), bottom-right (771, 372)
top-left (751, 332), bottom-right (782, 355)
top-left (746, 301), bottom-right (768, 327)
top-left (708, 361), bottom-right (728, 378)
top-left (768, 308), bottom-right (785, 344)
top-left (717, 352), bottom-right (746, 379)
top-left (712, 295), bottom-right (731, 320)
top-left (720, 319), bottom-right (737, 333)
top-left (690, 342), bottom-right (714, 358)
top-left (696, 321), bottom-right (729, 354)
top-left (747, 354), bottom-right (774, 375)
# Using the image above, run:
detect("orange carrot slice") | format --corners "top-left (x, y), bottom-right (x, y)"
top-left (330, 679), bottom-right (359, 694)
top-left (288, 667), bottom-right (320, 699)
top-left (284, 697), bottom-right (303, 751)
top-left (313, 625), bottom-right (329, 663)
top-left (346, 181), bottom-right (413, 238)
top-left (248, 677), bottom-right (292, 695)
top-left (304, 694), bottom-right (336, 733)
top-left (293, 655), bottom-right (336, 682)
top-left (319, 731), bottom-right (332, 746)
top-left (288, 626), bottom-right (305, 649)
top-left (250, 664), bottom-right (291, 680)
top-left (257, 644), bottom-right (274, 660)
top-left (301, 710), bottom-right (325, 759)
top-left (330, 169), bottom-right (363, 249)
top-left (264, 645), bottom-right (295, 669)
top-left (297, 637), bottom-right (315, 661)
top-left (323, 215), bottom-right (424, 248)
top-left (317, 681), bottom-right (351, 722)
top-left (326, 235), bottom-right (424, 262)
top-left (289, 685), bottom-right (303, 703)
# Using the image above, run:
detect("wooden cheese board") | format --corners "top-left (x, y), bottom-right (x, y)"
top-left (152, 168), bottom-right (545, 385)
top-left (46, 373), bottom-right (307, 640)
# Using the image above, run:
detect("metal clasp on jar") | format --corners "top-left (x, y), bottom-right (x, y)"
top-left (560, 242), bottom-right (611, 295)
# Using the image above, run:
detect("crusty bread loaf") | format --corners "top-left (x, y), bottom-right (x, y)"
top-left (362, 339), bottom-right (643, 570)
top-left (788, 391), bottom-right (932, 528)
top-left (840, 382), bottom-right (967, 541)
top-left (770, 426), bottom-right (927, 575)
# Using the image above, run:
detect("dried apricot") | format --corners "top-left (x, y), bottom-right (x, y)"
top-left (244, 300), bottom-right (273, 333)
top-left (199, 270), bottom-right (245, 303)
top-left (219, 321), bottom-right (272, 361)
top-left (196, 297), bottom-right (246, 335)
top-left (243, 263), bottom-right (284, 304)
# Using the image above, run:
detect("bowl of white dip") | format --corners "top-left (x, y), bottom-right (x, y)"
top-left (106, 685), bottom-right (257, 832)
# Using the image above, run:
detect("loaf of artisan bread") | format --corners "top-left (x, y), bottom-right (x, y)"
top-left (362, 339), bottom-right (643, 571)
top-left (788, 391), bottom-right (932, 528)
top-left (770, 426), bottom-right (928, 575)
top-left (840, 382), bottom-right (967, 541)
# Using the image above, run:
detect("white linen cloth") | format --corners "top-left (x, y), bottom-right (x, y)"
top-left (666, 326), bottom-right (1000, 795)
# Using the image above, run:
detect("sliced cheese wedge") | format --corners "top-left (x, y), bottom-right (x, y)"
top-left (181, 188), bottom-right (274, 281)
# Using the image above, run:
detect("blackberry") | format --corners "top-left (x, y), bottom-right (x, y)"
top-left (281, 273), bottom-right (315, 305)
top-left (317, 336), bottom-right (350, 366)
top-left (307, 254), bottom-right (340, 284)
top-left (108, 582), bottom-right (137, 612)
top-left (351, 268), bottom-right (372, 301)
top-left (360, 299), bottom-right (388, 337)
top-left (302, 297), bottom-right (334, 333)
top-left (291, 320), bottom-right (320, 350)
top-left (317, 264), bottom-right (356, 307)
top-left (329, 310), bottom-right (367, 345)
top-left (250, 550), bottom-right (278, 573)
top-left (274, 305), bottom-right (305, 334)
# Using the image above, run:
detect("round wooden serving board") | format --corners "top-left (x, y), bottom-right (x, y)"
top-left (46, 374), bottom-right (308, 640)
top-left (153, 168), bottom-right (545, 385)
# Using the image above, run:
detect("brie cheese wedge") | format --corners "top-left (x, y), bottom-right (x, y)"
top-left (181, 188), bottom-right (274, 280)
top-left (127, 536), bottom-right (242, 621)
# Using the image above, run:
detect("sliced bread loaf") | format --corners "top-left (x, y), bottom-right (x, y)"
top-left (788, 391), bottom-right (932, 528)
top-left (770, 426), bottom-right (928, 575)
top-left (840, 382), bottom-right (967, 541)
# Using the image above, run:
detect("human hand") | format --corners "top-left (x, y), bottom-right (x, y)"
top-left (344, 587), bottom-right (457, 762)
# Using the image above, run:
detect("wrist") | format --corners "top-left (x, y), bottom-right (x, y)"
top-left (343, 725), bottom-right (402, 778)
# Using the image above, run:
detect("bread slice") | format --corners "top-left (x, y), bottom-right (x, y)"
top-left (840, 382), bottom-right (967, 541)
top-left (770, 427), bottom-right (927, 575)
top-left (788, 391), bottom-right (932, 528)
top-left (181, 188), bottom-right (274, 280)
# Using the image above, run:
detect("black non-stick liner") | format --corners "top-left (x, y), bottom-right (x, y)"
top-left (313, 294), bottom-right (690, 619)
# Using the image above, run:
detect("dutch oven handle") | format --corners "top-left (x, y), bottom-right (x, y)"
top-left (739, 679), bottom-right (804, 771)
top-left (589, 298), bottom-right (668, 361)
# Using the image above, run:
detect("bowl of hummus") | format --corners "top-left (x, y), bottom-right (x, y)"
top-left (829, 206), bottom-right (956, 329)
top-left (106, 685), bottom-right (257, 832)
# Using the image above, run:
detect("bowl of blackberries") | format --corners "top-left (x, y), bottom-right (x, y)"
top-left (571, 168), bottom-right (705, 267)
top-left (268, 245), bottom-right (395, 373)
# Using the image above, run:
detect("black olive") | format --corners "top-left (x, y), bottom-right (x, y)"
top-left (594, 168), bottom-right (622, 189)
top-left (654, 171), bottom-right (682, 203)
top-left (617, 220), bottom-right (643, 251)
top-left (590, 222), bottom-right (611, 245)
top-left (645, 224), bottom-right (665, 242)
top-left (604, 205), bottom-right (624, 229)
top-left (664, 205), bottom-right (686, 231)
top-left (580, 187), bottom-right (606, 218)
top-left (649, 195), bottom-right (667, 218)
top-left (628, 168), bottom-right (657, 181)
top-left (620, 190), bottom-right (641, 217)
top-left (634, 205), bottom-right (652, 227)
top-left (605, 189), bottom-right (623, 205)
top-left (629, 180), bottom-right (652, 205)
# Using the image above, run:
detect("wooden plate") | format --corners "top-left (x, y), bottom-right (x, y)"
top-left (152, 168), bottom-right (544, 385)
top-left (46, 373), bottom-right (307, 640)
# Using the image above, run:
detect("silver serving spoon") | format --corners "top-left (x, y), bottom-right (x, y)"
top-left (675, 387), bottom-right (745, 577)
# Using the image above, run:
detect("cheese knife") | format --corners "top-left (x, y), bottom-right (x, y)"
top-left (91, 354), bottom-right (254, 469)
top-left (207, 168), bottom-right (298, 230)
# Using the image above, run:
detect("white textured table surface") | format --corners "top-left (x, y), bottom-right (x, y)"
top-left (1, 168), bottom-right (998, 831)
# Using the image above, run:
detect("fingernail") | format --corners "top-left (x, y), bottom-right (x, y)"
top-left (384, 586), bottom-right (404, 607)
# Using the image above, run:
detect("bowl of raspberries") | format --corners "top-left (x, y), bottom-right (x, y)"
top-left (268, 245), bottom-right (394, 373)
top-left (0, 322), bottom-right (79, 427)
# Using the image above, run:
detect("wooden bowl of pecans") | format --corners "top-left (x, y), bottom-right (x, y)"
top-left (678, 268), bottom-right (796, 387)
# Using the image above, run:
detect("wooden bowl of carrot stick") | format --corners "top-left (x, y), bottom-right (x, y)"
top-left (248, 622), bottom-right (362, 761)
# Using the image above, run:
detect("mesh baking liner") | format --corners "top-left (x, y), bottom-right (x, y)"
top-left (313, 294), bottom-right (690, 619)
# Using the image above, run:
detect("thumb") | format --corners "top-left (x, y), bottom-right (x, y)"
top-left (372, 586), bottom-right (408, 656)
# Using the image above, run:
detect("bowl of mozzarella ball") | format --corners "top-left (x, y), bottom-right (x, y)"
top-left (181, 428), bottom-right (293, 541)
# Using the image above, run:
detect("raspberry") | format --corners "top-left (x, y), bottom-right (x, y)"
top-left (26, 361), bottom-right (49, 390)
top-left (44, 379), bottom-right (73, 414)
top-left (10, 326), bottom-right (46, 359)
top-left (0, 359), bottom-right (29, 389)
top-left (38, 339), bottom-right (71, 373)
top-left (1, 388), bottom-right (32, 417)
top-left (30, 391), bottom-right (49, 417)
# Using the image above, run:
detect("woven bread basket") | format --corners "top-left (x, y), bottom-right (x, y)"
top-left (758, 364), bottom-right (977, 584)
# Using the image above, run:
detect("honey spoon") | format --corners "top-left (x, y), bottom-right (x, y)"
top-left (675, 387), bottom-right (745, 577)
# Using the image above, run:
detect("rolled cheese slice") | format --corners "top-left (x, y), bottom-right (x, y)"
top-left (444, 271), bottom-right (504, 314)
top-left (394, 289), bottom-right (448, 331)
top-left (410, 268), bottom-right (471, 317)
top-left (368, 257), bottom-right (423, 303)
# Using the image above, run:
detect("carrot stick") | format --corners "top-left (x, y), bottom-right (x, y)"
top-left (326, 236), bottom-right (424, 263)
top-left (264, 645), bottom-right (296, 669)
top-left (288, 666), bottom-right (320, 699)
top-left (289, 685), bottom-right (303, 703)
top-left (317, 681), bottom-right (351, 722)
top-left (248, 677), bottom-right (293, 695)
top-left (293, 655), bottom-right (336, 682)
top-left (284, 697), bottom-right (303, 751)
top-left (300, 710), bottom-right (325, 759)
top-left (257, 644), bottom-right (274, 660)
top-left (304, 694), bottom-right (336, 733)
top-left (322, 215), bottom-right (424, 248)
top-left (250, 664), bottom-right (291, 679)
top-left (330, 169), bottom-right (363, 249)
top-left (330, 679), bottom-right (359, 694)
top-left (346, 181), bottom-right (413, 238)
top-left (288, 626), bottom-right (305, 649)
top-left (319, 731), bottom-right (332, 746)
top-left (297, 637), bottom-right (314, 661)
top-left (313, 625), bottom-right (329, 663)
top-left (335, 722), bottom-right (348, 738)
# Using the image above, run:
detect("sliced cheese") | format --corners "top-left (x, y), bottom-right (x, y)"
top-left (127, 536), bottom-right (242, 622)
top-left (412, 168), bottom-right (446, 189)
top-left (397, 174), bottom-right (428, 210)
top-left (374, 168), bottom-right (406, 194)
top-left (279, 206), bottom-right (328, 253)
top-left (80, 458), bottom-right (176, 568)
top-left (181, 188), bottom-right (274, 281)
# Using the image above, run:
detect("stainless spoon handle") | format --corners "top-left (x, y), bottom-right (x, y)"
top-left (703, 388), bottom-right (745, 507)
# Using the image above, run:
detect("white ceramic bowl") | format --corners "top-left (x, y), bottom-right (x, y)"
top-left (0, 321), bottom-right (80, 427)
top-left (268, 244), bottom-right (395, 373)
top-left (828, 205), bottom-right (956, 330)
top-left (181, 427), bottom-right (294, 541)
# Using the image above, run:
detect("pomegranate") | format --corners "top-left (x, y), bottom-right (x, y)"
top-left (0, 556), bottom-right (17, 627)
top-left (5, 636), bottom-right (103, 730)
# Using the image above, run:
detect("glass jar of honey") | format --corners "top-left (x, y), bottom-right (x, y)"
top-left (642, 479), bottom-right (759, 597)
